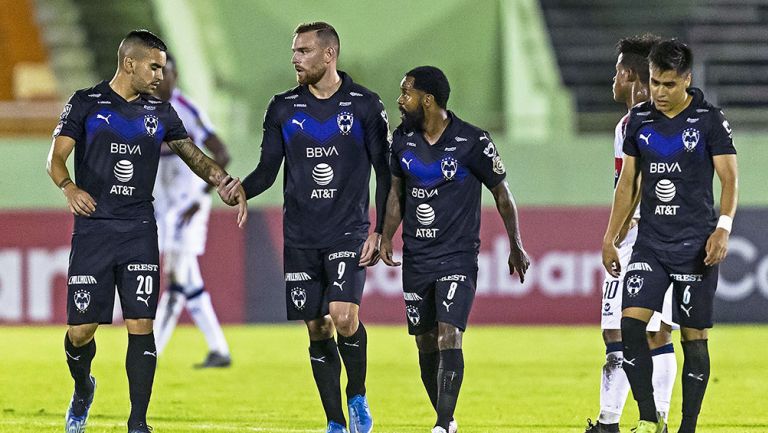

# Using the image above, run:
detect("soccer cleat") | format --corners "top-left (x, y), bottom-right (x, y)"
top-left (127, 421), bottom-right (153, 433)
top-left (584, 418), bottom-right (620, 433)
top-left (431, 427), bottom-right (448, 433)
top-left (629, 418), bottom-right (665, 433)
top-left (194, 351), bottom-right (231, 368)
top-left (449, 419), bottom-right (458, 433)
top-left (347, 394), bottom-right (373, 433)
top-left (65, 376), bottom-right (96, 433)
top-left (326, 420), bottom-right (349, 433)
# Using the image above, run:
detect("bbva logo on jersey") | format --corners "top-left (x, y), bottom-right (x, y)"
top-left (337, 111), bottom-right (353, 135)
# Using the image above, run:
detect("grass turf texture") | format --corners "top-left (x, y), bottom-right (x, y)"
top-left (1, 325), bottom-right (765, 433)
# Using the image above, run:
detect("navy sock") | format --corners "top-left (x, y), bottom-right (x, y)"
top-left (337, 322), bottom-right (368, 400)
top-left (309, 338), bottom-right (346, 426)
top-left (678, 340), bottom-right (710, 433)
top-left (65, 332), bottom-right (96, 398)
top-left (436, 349), bottom-right (464, 429)
top-left (126, 333), bottom-right (157, 427)
top-left (419, 350), bottom-right (440, 410)
top-left (621, 317), bottom-right (657, 422)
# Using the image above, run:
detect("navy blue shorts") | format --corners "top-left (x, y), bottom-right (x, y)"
top-left (67, 227), bottom-right (160, 325)
top-left (622, 243), bottom-right (718, 329)
top-left (402, 266), bottom-right (478, 335)
top-left (283, 238), bottom-right (366, 321)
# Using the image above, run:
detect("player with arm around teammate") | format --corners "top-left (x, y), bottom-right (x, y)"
top-left (379, 66), bottom-right (529, 433)
top-left (602, 39), bottom-right (738, 433)
top-left (585, 34), bottom-right (678, 433)
top-left (152, 52), bottom-right (233, 368)
top-left (46, 29), bottom-right (246, 433)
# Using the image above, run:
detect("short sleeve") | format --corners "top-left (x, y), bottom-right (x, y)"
top-left (389, 132), bottom-right (404, 178)
top-left (622, 119), bottom-right (640, 157)
top-left (364, 96), bottom-right (392, 158)
top-left (708, 110), bottom-right (737, 156)
top-left (163, 105), bottom-right (188, 142)
top-left (467, 131), bottom-right (506, 189)
top-left (55, 93), bottom-right (88, 141)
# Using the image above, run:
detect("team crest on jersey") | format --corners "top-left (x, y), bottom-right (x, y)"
top-left (682, 128), bottom-right (700, 152)
top-left (73, 290), bottom-right (91, 313)
top-left (60, 104), bottom-right (72, 120)
top-left (492, 155), bottom-right (506, 174)
top-left (406, 305), bottom-right (421, 325)
top-left (144, 115), bottom-right (159, 136)
top-left (290, 287), bottom-right (307, 310)
top-left (626, 275), bottom-right (644, 297)
top-left (337, 111), bottom-right (353, 135)
top-left (441, 157), bottom-right (458, 181)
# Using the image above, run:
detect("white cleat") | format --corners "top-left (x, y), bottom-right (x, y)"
top-left (431, 427), bottom-right (447, 433)
top-left (449, 419), bottom-right (458, 433)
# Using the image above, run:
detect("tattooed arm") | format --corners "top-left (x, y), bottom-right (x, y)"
top-left (167, 137), bottom-right (248, 227)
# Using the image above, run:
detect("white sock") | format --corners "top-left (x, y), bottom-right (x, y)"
top-left (652, 345), bottom-right (677, 422)
top-left (154, 290), bottom-right (185, 356)
top-left (186, 291), bottom-right (229, 355)
top-left (598, 349), bottom-right (630, 424)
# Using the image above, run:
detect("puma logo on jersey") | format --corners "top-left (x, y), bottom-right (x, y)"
top-left (96, 114), bottom-right (111, 124)
top-left (623, 358), bottom-right (636, 367)
top-left (680, 305), bottom-right (693, 317)
top-left (143, 350), bottom-right (157, 357)
top-left (292, 118), bottom-right (306, 129)
top-left (402, 158), bottom-right (413, 170)
top-left (639, 133), bottom-right (652, 145)
top-left (333, 281), bottom-right (346, 291)
top-left (443, 300), bottom-right (453, 312)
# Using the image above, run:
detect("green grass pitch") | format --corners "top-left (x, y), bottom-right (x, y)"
top-left (1, 324), bottom-right (766, 432)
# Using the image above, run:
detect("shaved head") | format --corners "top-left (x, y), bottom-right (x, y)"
top-left (118, 29), bottom-right (167, 65)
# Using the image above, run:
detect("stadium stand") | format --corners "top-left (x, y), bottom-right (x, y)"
top-left (540, 0), bottom-right (768, 131)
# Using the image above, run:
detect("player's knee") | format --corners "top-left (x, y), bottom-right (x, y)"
top-left (126, 318), bottom-right (154, 335)
top-left (437, 323), bottom-right (463, 350)
top-left (306, 317), bottom-right (334, 340)
top-left (620, 316), bottom-right (648, 343)
top-left (415, 328), bottom-right (439, 352)
top-left (68, 324), bottom-right (97, 346)
top-left (680, 327), bottom-right (707, 342)
top-left (602, 328), bottom-right (622, 344)
top-left (331, 312), bottom-right (358, 337)
top-left (646, 329), bottom-right (673, 349)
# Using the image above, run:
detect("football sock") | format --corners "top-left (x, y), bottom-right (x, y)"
top-left (598, 341), bottom-right (629, 426)
top-left (186, 289), bottom-right (230, 355)
top-left (678, 340), bottom-right (710, 433)
top-left (419, 350), bottom-right (440, 410)
top-left (126, 333), bottom-right (157, 427)
top-left (309, 338), bottom-right (346, 426)
top-left (651, 343), bottom-right (676, 422)
top-left (435, 349), bottom-right (464, 429)
top-left (153, 285), bottom-right (185, 355)
top-left (65, 333), bottom-right (96, 398)
top-left (621, 317), bottom-right (657, 422)
top-left (337, 321), bottom-right (368, 399)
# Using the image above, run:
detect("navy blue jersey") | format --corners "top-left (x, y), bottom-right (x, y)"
top-left (390, 112), bottom-right (506, 273)
top-left (55, 81), bottom-right (187, 232)
top-left (623, 88), bottom-right (736, 251)
top-left (251, 72), bottom-right (390, 249)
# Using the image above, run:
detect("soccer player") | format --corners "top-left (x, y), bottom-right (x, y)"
top-left (152, 53), bottom-right (232, 368)
top-left (380, 66), bottom-right (530, 433)
top-left (46, 30), bottom-right (246, 433)
top-left (602, 39), bottom-right (738, 433)
top-left (585, 34), bottom-right (678, 433)
top-left (235, 22), bottom-right (390, 433)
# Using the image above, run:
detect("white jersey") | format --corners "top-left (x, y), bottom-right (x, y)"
top-left (614, 112), bottom-right (640, 220)
top-left (154, 89), bottom-right (216, 254)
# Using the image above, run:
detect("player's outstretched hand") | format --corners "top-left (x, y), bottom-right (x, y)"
top-left (63, 184), bottom-right (97, 216)
top-left (508, 247), bottom-right (530, 283)
top-left (215, 175), bottom-right (248, 228)
top-left (380, 237), bottom-right (401, 267)
top-left (602, 241), bottom-right (621, 278)
top-left (704, 228), bottom-right (729, 266)
top-left (359, 232), bottom-right (381, 267)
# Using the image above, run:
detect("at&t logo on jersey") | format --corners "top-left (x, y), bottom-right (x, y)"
top-left (337, 111), bottom-right (353, 135)
top-left (111, 160), bottom-right (136, 196)
top-left (415, 204), bottom-right (439, 238)
top-left (311, 163), bottom-right (337, 199)
top-left (654, 179), bottom-right (679, 216)
top-left (682, 128), bottom-right (700, 152)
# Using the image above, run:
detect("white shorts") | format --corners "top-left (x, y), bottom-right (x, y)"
top-left (600, 225), bottom-right (678, 331)
top-left (156, 194), bottom-right (211, 256)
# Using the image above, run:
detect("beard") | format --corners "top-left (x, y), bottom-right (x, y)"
top-left (297, 64), bottom-right (326, 86)
top-left (399, 105), bottom-right (425, 132)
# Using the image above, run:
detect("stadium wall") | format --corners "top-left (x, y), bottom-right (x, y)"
top-left (2, 208), bottom-right (767, 325)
